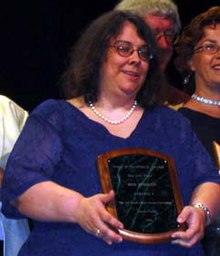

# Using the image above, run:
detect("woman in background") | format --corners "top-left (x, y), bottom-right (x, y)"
top-left (176, 6), bottom-right (220, 256)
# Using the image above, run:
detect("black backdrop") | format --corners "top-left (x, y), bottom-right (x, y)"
top-left (0, 0), bottom-right (219, 111)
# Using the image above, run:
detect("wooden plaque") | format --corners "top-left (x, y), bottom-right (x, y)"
top-left (97, 148), bottom-right (186, 243)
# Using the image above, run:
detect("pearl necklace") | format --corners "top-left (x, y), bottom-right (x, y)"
top-left (89, 100), bottom-right (138, 125)
top-left (191, 94), bottom-right (220, 106)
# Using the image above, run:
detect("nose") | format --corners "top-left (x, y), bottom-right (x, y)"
top-left (157, 35), bottom-right (170, 49)
top-left (129, 49), bottom-right (142, 64)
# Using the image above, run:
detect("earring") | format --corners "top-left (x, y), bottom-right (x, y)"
top-left (183, 72), bottom-right (192, 85)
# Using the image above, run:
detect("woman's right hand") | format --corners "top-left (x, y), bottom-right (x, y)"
top-left (74, 190), bottom-right (124, 245)
top-left (15, 181), bottom-right (123, 244)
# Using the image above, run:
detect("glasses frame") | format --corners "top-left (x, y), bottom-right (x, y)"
top-left (153, 31), bottom-right (178, 45)
top-left (109, 40), bottom-right (153, 62)
top-left (194, 42), bottom-right (220, 55)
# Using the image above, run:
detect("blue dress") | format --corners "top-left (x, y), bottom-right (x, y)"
top-left (2, 99), bottom-right (220, 256)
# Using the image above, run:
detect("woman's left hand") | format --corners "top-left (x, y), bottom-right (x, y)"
top-left (171, 205), bottom-right (206, 247)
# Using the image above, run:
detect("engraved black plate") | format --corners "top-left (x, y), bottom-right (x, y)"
top-left (98, 148), bottom-right (186, 243)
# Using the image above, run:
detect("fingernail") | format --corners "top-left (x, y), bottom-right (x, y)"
top-left (177, 217), bottom-right (183, 223)
top-left (171, 239), bottom-right (179, 244)
top-left (117, 237), bottom-right (123, 243)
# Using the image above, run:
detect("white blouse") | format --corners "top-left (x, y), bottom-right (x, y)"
top-left (0, 95), bottom-right (29, 256)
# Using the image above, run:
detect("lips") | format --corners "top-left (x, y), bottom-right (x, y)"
top-left (212, 64), bottom-right (220, 70)
top-left (123, 70), bottom-right (140, 78)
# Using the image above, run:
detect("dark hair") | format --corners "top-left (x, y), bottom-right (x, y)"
top-left (175, 6), bottom-right (220, 75)
top-left (61, 10), bottom-right (165, 109)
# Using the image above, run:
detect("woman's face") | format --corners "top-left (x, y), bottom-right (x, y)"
top-left (190, 24), bottom-right (220, 92)
top-left (99, 21), bottom-right (150, 99)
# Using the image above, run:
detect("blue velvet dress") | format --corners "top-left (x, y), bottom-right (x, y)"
top-left (2, 99), bottom-right (220, 256)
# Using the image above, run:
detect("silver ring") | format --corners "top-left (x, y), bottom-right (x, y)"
top-left (95, 228), bottom-right (102, 237)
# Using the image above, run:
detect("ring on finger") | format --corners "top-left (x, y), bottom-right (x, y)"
top-left (95, 228), bottom-right (102, 237)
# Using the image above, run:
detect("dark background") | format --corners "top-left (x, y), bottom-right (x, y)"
top-left (0, 0), bottom-right (219, 111)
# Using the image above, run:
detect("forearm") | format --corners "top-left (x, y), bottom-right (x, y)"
top-left (190, 182), bottom-right (220, 224)
top-left (15, 181), bottom-right (84, 223)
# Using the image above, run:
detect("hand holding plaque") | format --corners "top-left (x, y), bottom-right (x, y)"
top-left (98, 148), bottom-right (186, 243)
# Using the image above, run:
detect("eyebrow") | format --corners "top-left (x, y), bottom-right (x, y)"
top-left (201, 38), bottom-right (218, 43)
top-left (114, 40), bottom-right (148, 46)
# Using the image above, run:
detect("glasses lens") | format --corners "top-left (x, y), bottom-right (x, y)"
top-left (139, 46), bottom-right (151, 61)
top-left (164, 31), bottom-right (176, 40)
top-left (203, 43), bottom-right (218, 54)
top-left (154, 31), bottom-right (176, 44)
top-left (116, 42), bottom-right (133, 57)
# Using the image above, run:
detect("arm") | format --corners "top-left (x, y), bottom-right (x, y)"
top-left (172, 182), bottom-right (220, 247)
top-left (16, 181), bottom-right (123, 244)
top-left (1, 101), bottom-right (122, 244)
top-left (190, 182), bottom-right (220, 223)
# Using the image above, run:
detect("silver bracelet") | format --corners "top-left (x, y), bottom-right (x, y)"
top-left (192, 202), bottom-right (212, 226)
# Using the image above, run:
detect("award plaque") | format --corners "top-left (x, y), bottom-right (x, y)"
top-left (98, 148), bottom-right (186, 243)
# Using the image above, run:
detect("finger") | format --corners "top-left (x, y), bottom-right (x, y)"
top-left (102, 210), bottom-right (124, 229)
top-left (100, 190), bottom-right (115, 205)
top-left (176, 206), bottom-right (192, 224)
top-left (172, 227), bottom-right (203, 247)
top-left (172, 227), bottom-right (200, 241)
top-left (94, 220), bottom-right (123, 242)
top-left (172, 225), bottom-right (195, 239)
top-left (171, 235), bottom-right (199, 248)
top-left (97, 192), bottom-right (124, 230)
top-left (92, 224), bottom-right (123, 244)
top-left (94, 228), bottom-right (102, 237)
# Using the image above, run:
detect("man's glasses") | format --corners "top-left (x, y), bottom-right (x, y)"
top-left (153, 30), bottom-right (178, 44)
top-left (194, 42), bottom-right (220, 55)
top-left (109, 40), bottom-right (153, 62)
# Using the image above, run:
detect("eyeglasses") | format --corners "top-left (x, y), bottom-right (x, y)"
top-left (194, 42), bottom-right (220, 55)
top-left (153, 30), bottom-right (178, 44)
top-left (109, 40), bottom-right (153, 62)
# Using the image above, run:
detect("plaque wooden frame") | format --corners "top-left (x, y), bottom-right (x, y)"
top-left (98, 148), bottom-right (186, 243)
top-left (213, 141), bottom-right (220, 169)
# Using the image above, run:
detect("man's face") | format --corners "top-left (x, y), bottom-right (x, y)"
top-left (145, 14), bottom-right (176, 71)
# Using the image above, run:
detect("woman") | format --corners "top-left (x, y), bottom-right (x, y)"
top-left (176, 6), bottom-right (220, 256)
top-left (2, 10), bottom-right (220, 256)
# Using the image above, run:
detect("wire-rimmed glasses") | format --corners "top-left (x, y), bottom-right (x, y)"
top-left (194, 42), bottom-right (220, 55)
top-left (153, 30), bottom-right (178, 45)
top-left (109, 40), bottom-right (153, 62)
